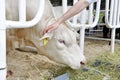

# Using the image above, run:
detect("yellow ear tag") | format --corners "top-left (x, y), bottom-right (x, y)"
top-left (43, 38), bottom-right (48, 45)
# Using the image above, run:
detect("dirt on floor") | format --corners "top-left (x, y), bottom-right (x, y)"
top-left (6, 39), bottom-right (120, 80)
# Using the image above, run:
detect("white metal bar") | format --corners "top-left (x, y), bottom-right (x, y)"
top-left (19, 0), bottom-right (26, 22)
top-left (66, 0), bottom-right (101, 28)
top-left (62, 0), bottom-right (101, 54)
top-left (62, 0), bottom-right (67, 13)
top-left (110, 0), bottom-right (118, 53)
top-left (105, 0), bottom-right (120, 28)
top-left (88, 3), bottom-right (94, 24)
top-left (88, 3), bottom-right (94, 36)
top-left (85, 37), bottom-right (120, 42)
top-left (116, 0), bottom-right (120, 25)
top-left (73, 0), bottom-right (78, 24)
top-left (110, 0), bottom-right (117, 53)
top-left (0, 1), bottom-right (6, 30)
top-left (105, 0), bottom-right (112, 27)
top-left (0, 0), bottom-right (7, 79)
top-left (110, 28), bottom-right (116, 53)
top-left (105, 0), bottom-right (120, 53)
top-left (109, 0), bottom-right (114, 25)
top-left (90, 0), bottom-right (101, 27)
top-left (79, 9), bottom-right (87, 54)
top-left (0, 30), bottom-right (6, 80)
top-left (119, 0), bottom-right (120, 25)
top-left (6, 0), bottom-right (45, 28)
top-left (80, 27), bottom-right (85, 54)
top-left (113, 0), bottom-right (117, 26)
top-left (0, 0), bottom-right (45, 79)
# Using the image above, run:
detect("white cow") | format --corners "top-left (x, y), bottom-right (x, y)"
top-left (6, 0), bottom-right (86, 69)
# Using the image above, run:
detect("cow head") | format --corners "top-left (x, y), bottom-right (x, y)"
top-left (38, 21), bottom-right (86, 69)
top-left (6, 0), bottom-right (86, 69)
top-left (26, 0), bottom-right (86, 69)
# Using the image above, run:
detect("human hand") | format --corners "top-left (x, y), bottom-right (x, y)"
top-left (43, 22), bottom-right (59, 35)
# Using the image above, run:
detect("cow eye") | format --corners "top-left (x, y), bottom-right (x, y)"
top-left (58, 39), bottom-right (65, 44)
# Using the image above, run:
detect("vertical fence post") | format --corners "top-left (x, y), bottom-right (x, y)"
top-left (111, 28), bottom-right (116, 53)
top-left (19, 0), bottom-right (26, 22)
top-left (0, 0), bottom-right (7, 80)
top-left (80, 9), bottom-right (86, 54)
top-left (62, 0), bottom-right (67, 13)
top-left (73, 0), bottom-right (78, 24)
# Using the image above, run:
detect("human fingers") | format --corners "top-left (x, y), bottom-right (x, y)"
top-left (43, 26), bottom-right (53, 35)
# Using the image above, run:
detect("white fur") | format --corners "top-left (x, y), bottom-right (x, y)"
top-left (6, 0), bottom-right (86, 69)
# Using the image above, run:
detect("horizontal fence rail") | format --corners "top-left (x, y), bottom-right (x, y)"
top-left (6, 0), bottom-right (45, 28)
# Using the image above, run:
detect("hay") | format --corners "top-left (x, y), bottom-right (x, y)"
top-left (7, 40), bottom-right (120, 80)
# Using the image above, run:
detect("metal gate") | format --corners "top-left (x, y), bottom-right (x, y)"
top-left (0, 0), bottom-right (45, 79)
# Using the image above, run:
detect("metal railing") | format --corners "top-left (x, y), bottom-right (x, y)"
top-left (6, 0), bottom-right (45, 28)
top-left (0, 0), bottom-right (45, 79)
top-left (62, 0), bottom-right (101, 54)
top-left (105, 0), bottom-right (120, 53)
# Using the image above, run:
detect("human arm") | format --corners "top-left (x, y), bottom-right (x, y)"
top-left (43, 0), bottom-right (98, 34)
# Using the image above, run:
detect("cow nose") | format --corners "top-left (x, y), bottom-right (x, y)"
top-left (80, 61), bottom-right (86, 65)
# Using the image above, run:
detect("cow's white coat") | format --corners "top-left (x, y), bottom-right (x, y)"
top-left (6, 0), bottom-right (86, 69)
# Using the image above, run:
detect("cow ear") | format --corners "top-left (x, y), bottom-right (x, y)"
top-left (39, 32), bottom-right (53, 46)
